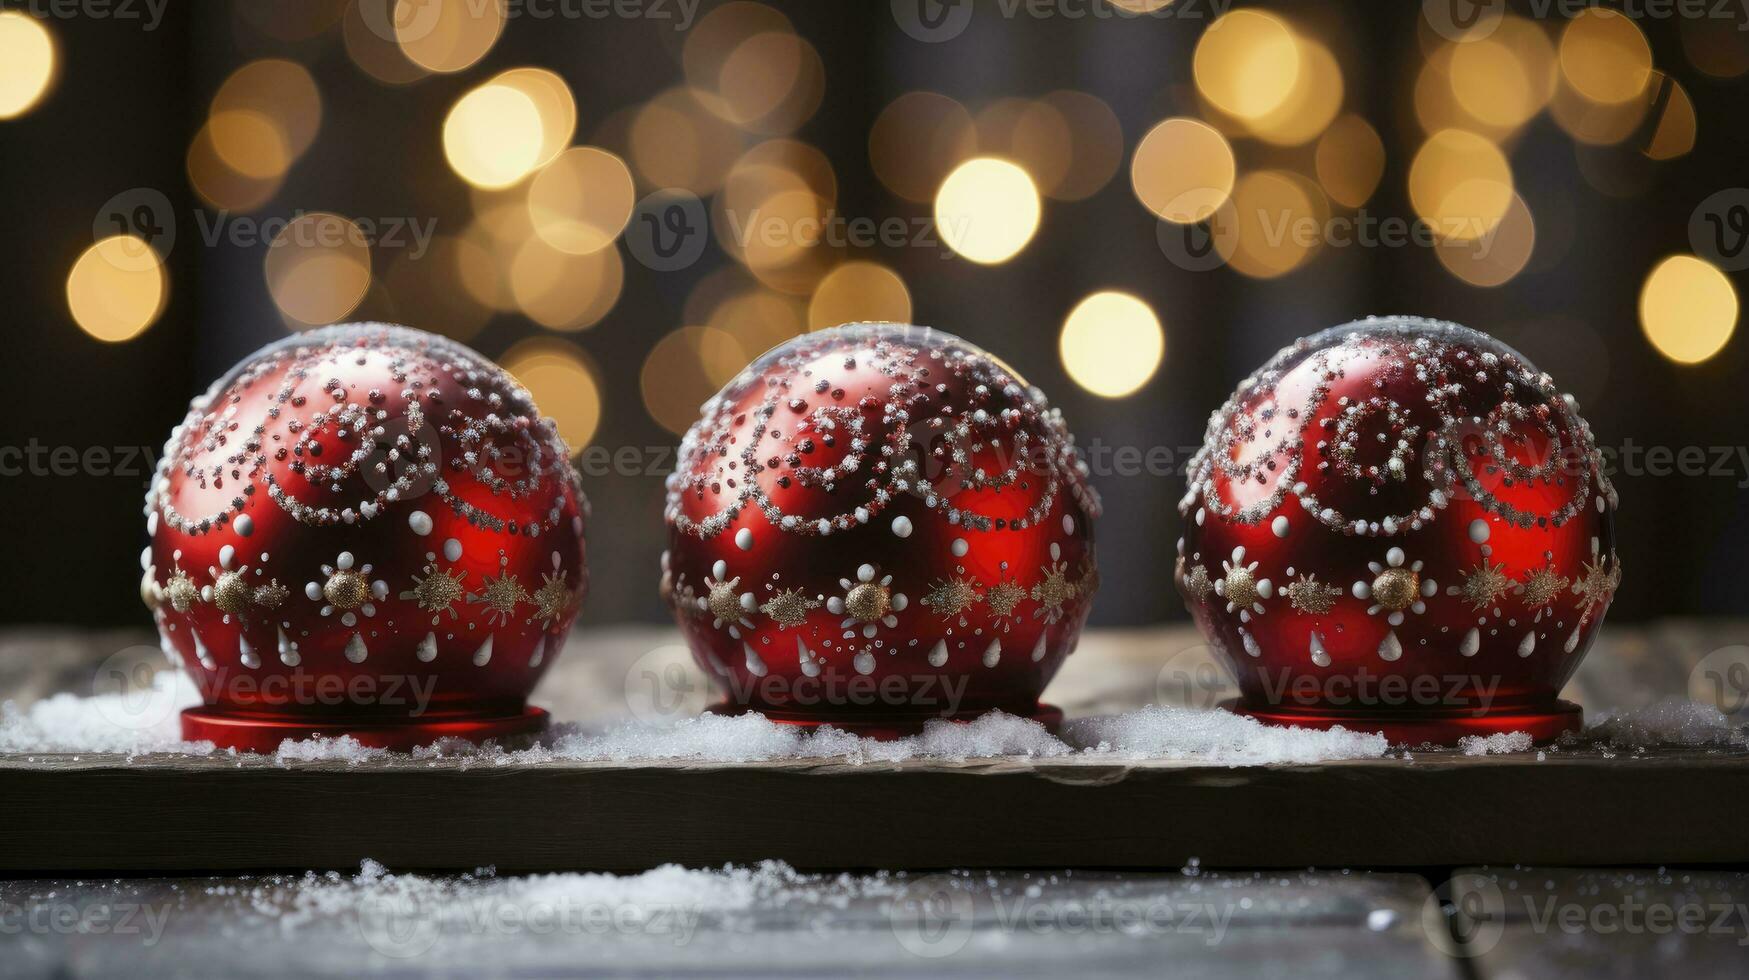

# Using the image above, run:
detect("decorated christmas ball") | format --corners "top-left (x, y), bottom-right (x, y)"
top-left (662, 322), bottom-right (1100, 734)
top-left (143, 323), bottom-right (589, 750)
top-left (1177, 317), bottom-right (1620, 743)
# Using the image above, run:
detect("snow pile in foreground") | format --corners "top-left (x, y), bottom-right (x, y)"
top-left (1065, 705), bottom-right (1390, 764)
top-left (1457, 731), bottom-right (1535, 756)
top-left (0, 671), bottom-right (210, 756)
top-left (1583, 697), bottom-right (1749, 750)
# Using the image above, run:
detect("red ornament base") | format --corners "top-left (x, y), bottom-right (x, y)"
top-left (179, 705), bottom-right (549, 752)
top-left (704, 702), bottom-right (1064, 739)
top-left (1221, 698), bottom-right (1581, 745)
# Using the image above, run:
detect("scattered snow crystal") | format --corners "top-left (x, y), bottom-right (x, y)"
top-left (1584, 698), bottom-right (1749, 750)
top-left (0, 671), bottom-right (211, 755)
top-left (1064, 705), bottom-right (1390, 763)
top-left (1457, 731), bottom-right (1534, 756)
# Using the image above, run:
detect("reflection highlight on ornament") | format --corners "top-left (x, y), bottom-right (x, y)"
top-left (67, 235), bottom-right (166, 343)
top-left (1640, 255), bottom-right (1738, 365)
top-left (1060, 291), bottom-right (1164, 398)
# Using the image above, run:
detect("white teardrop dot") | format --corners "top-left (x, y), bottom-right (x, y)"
top-left (744, 642), bottom-right (768, 677)
top-left (1565, 625), bottom-right (1583, 653)
top-left (1460, 628), bottom-right (1481, 657)
top-left (472, 635), bottom-right (493, 666)
top-left (238, 636), bottom-right (259, 669)
top-left (982, 638), bottom-right (1002, 668)
top-left (219, 545), bottom-right (236, 570)
top-left (853, 649), bottom-right (876, 675)
top-left (416, 632), bottom-right (438, 663)
top-left (193, 632), bottom-right (215, 669)
top-left (1063, 514), bottom-right (1075, 535)
top-left (277, 627), bottom-right (299, 667)
top-left (927, 640), bottom-right (949, 668)
top-left (1030, 633), bottom-right (1049, 662)
top-left (529, 637), bottom-right (546, 668)
top-left (346, 632), bottom-right (369, 663)
top-left (1309, 632), bottom-right (1330, 668)
top-left (797, 639), bottom-right (821, 677)
top-left (1378, 631), bottom-right (1403, 662)
top-left (1272, 516), bottom-right (1290, 538)
top-left (234, 514), bottom-right (253, 537)
top-left (408, 510), bottom-right (433, 536)
top-left (891, 516), bottom-right (914, 538)
top-left (735, 528), bottom-right (754, 551)
top-left (1240, 628), bottom-right (1261, 658)
top-left (1517, 631), bottom-right (1537, 658)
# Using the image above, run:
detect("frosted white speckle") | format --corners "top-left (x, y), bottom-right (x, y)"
top-left (408, 511), bottom-right (433, 536)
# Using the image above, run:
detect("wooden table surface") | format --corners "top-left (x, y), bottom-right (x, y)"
top-left (3, 622), bottom-right (1747, 976)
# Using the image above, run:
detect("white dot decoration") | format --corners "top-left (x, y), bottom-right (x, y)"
top-left (1272, 516), bottom-right (1290, 538)
top-left (951, 538), bottom-right (969, 557)
top-left (409, 510), bottom-right (434, 536)
top-left (1468, 519), bottom-right (1490, 544)
top-left (443, 538), bottom-right (463, 562)
top-left (735, 527), bottom-right (754, 551)
top-left (234, 514), bottom-right (254, 537)
top-left (891, 516), bottom-right (914, 538)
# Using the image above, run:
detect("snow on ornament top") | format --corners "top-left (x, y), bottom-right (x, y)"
top-left (1177, 316), bottom-right (1620, 743)
top-left (662, 323), bottom-right (1100, 731)
top-left (141, 323), bottom-right (589, 744)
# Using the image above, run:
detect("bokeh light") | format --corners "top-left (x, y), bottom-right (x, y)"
top-left (444, 83), bottom-right (545, 189)
top-left (1408, 128), bottom-right (1514, 242)
top-left (508, 237), bottom-right (624, 330)
top-left (208, 60), bottom-right (322, 180)
top-left (1435, 191), bottom-right (1535, 287)
top-left (66, 235), bottom-right (166, 342)
top-left (934, 157), bottom-right (1041, 265)
top-left (807, 262), bottom-right (912, 331)
top-left (1559, 7), bottom-right (1653, 105)
top-left (715, 30), bottom-right (824, 135)
top-left (1680, 13), bottom-right (1749, 78)
top-left (1218, 170), bottom-right (1326, 279)
top-left (629, 87), bottom-right (745, 196)
top-left (1315, 114), bottom-right (1385, 208)
top-left (1447, 17), bottom-right (1556, 130)
top-left (493, 68), bottom-right (578, 171)
top-left (341, 0), bottom-right (429, 85)
top-left (642, 326), bottom-right (747, 435)
top-left (1039, 90), bottom-right (1123, 201)
top-left (1059, 291), bottom-right (1164, 398)
top-left (1245, 34), bottom-right (1343, 146)
top-left (187, 122), bottom-right (285, 212)
top-left (1644, 78), bottom-right (1696, 161)
top-left (1193, 9), bottom-right (1302, 121)
top-left (870, 92), bottom-right (978, 203)
top-left (527, 147), bottom-right (636, 254)
top-left (1131, 117), bottom-right (1235, 224)
top-left (0, 12), bottom-right (57, 120)
top-left (264, 213), bottom-right (373, 327)
top-left (1640, 255), bottom-right (1738, 364)
top-left (500, 338), bottom-right (602, 450)
top-left (394, 0), bottom-right (505, 73)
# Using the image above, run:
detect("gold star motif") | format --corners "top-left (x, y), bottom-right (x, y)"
top-left (402, 564), bottom-right (467, 621)
top-left (1285, 573), bottom-right (1342, 615)
top-left (983, 579), bottom-right (1027, 619)
top-left (759, 587), bottom-right (819, 628)
top-left (209, 568), bottom-right (252, 615)
top-left (706, 577), bottom-right (745, 624)
top-left (921, 577), bottom-right (981, 619)
top-left (468, 560), bottom-right (528, 626)
top-left (1573, 555), bottom-right (1620, 610)
top-left (1032, 563), bottom-right (1072, 622)
top-left (163, 567), bottom-right (198, 613)
top-left (1181, 563), bottom-right (1214, 603)
top-left (1458, 561), bottom-right (1512, 612)
top-left (252, 579), bottom-right (289, 609)
top-left (1519, 563), bottom-right (1569, 610)
top-left (530, 571), bottom-right (575, 629)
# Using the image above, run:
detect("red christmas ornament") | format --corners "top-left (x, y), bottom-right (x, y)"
top-left (1178, 317), bottom-right (1620, 743)
top-left (143, 323), bottom-right (589, 750)
top-left (662, 323), bottom-right (1101, 735)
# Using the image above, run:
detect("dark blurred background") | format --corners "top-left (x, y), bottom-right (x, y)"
top-left (1, 0), bottom-right (1746, 630)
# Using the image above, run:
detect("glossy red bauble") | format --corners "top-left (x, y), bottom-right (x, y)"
top-left (1178, 317), bottom-right (1620, 743)
top-left (144, 323), bottom-right (589, 750)
top-left (663, 323), bottom-right (1101, 734)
